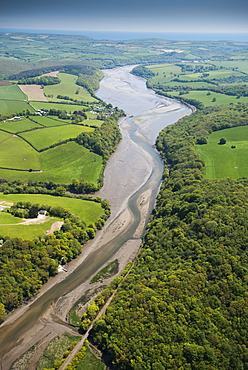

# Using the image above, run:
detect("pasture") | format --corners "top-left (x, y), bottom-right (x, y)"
top-left (196, 125), bottom-right (248, 179)
top-left (147, 62), bottom-right (248, 107)
top-left (0, 117), bottom-right (40, 133)
top-left (19, 124), bottom-right (94, 151)
top-left (0, 216), bottom-right (61, 240)
top-left (0, 136), bottom-right (102, 184)
top-left (0, 193), bottom-right (104, 225)
top-left (173, 90), bottom-right (248, 106)
top-left (31, 101), bottom-right (89, 112)
top-left (0, 84), bottom-right (27, 100)
top-left (0, 133), bottom-right (40, 169)
top-left (44, 73), bottom-right (96, 103)
top-left (32, 115), bottom-right (71, 127)
top-left (0, 100), bottom-right (34, 115)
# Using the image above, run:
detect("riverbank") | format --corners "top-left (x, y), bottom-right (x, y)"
top-left (0, 66), bottom-right (191, 370)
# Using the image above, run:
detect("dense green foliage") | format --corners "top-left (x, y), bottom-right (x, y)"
top-left (90, 103), bottom-right (248, 370)
top-left (131, 65), bottom-right (155, 79)
top-left (76, 111), bottom-right (123, 163)
top-left (36, 334), bottom-right (81, 370)
top-left (76, 69), bottom-right (104, 96)
top-left (18, 76), bottom-right (60, 85)
top-left (0, 195), bottom-right (109, 317)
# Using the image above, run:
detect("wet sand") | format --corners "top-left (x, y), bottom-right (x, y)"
top-left (0, 66), bottom-right (191, 370)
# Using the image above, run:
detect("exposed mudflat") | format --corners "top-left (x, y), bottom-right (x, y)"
top-left (0, 66), bottom-right (191, 370)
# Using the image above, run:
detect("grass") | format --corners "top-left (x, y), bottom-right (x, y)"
top-left (0, 133), bottom-right (40, 169)
top-left (44, 73), bottom-right (96, 103)
top-left (0, 100), bottom-right (34, 115)
top-left (196, 125), bottom-right (248, 179)
top-left (0, 193), bottom-right (104, 225)
top-left (84, 119), bottom-right (104, 128)
top-left (39, 142), bottom-right (102, 184)
top-left (0, 212), bottom-right (22, 224)
top-left (0, 84), bottom-right (26, 100)
top-left (90, 259), bottom-right (119, 283)
top-left (19, 124), bottom-right (94, 151)
top-left (0, 141), bottom-right (102, 184)
top-left (76, 346), bottom-right (106, 370)
top-left (148, 63), bottom-right (248, 107)
top-left (32, 115), bottom-right (70, 126)
top-left (173, 90), bottom-right (248, 106)
top-left (36, 334), bottom-right (81, 370)
top-left (0, 217), bottom-right (61, 239)
top-left (0, 117), bottom-right (40, 133)
top-left (31, 101), bottom-right (89, 112)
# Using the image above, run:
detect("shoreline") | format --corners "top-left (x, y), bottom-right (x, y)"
top-left (0, 67), bottom-right (191, 370)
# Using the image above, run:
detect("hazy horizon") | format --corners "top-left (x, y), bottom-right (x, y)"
top-left (1, 0), bottom-right (247, 37)
top-left (1, 28), bottom-right (248, 43)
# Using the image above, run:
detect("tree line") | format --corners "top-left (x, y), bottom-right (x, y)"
top-left (90, 103), bottom-right (248, 370)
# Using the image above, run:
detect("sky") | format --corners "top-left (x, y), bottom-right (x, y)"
top-left (0, 0), bottom-right (248, 35)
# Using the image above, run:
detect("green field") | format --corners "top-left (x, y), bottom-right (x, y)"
top-left (0, 132), bottom-right (40, 169)
top-left (0, 212), bottom-right (23, 224)
top-left (172, 90), bottom-right (248, 106)
top-left (0, 117), bottom-right (40, 132)
top-left (19, 124), bottom-right (94, 150)
top-left (147, 62), bottom-right (248, 107)
top-left (0, 193), bottom-right (104, 224)
top-left (31, 115), bottom-right (71, 127)
top-left (196, 125), bottom-right (248, 179)
top-left (0, 141), bottom-right (102, 184)
top-left (44, 73), bottom-right (96, 103)
top-left (39, 142), bottom-right (102, 183)
top-left (0, 100), bottom-right (34, 115)
top-left (0, 216), bottom-right (61, 239)
top-left (0, 84), bottom-right (26, 100)
top-left (31, 101), bottom-right (89, 112)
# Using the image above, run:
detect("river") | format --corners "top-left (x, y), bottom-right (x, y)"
top-left (0, 65), bottom-right (191, 370)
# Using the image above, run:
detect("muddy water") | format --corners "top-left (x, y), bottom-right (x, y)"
top-left (0, 66), bottom-right (191, 369)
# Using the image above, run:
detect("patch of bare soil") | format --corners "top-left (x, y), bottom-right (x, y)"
top-left (42, 71), bottom-right (60, 77)
top-left (46, 221), bottom-right (64, 234)
top-left (18, 84), bottom-right (48, 101)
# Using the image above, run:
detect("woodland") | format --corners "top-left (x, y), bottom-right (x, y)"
top-left (90, 103), bottom-right (248, 370)
top-left (1, 32), bottom-right (248, 369)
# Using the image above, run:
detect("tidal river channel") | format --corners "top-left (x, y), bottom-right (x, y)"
top-left (0, 65), bottom-right (191, 370)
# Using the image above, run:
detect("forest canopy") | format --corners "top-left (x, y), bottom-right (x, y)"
top-left (90, 103), bottom-right (248, 370)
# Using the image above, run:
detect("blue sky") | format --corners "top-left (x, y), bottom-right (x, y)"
top-left (1, 0), bottom-right (248, 34)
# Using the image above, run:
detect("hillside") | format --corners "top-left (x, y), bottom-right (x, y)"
top-left (90, 103), bottom-right (248, 370)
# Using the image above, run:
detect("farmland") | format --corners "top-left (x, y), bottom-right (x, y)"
top-left (19, 124), bottom-right (94, 150)
top-left (31, 101), bottom-right (90, 112)
top-left (44, 73), bottom-right (97, 103)
top-left (196, 125), bottom-right (248, 179)
top-left (0, 115), bottom-right (103, 183)
top-left (0, 84), bottom-right (27, 100)
top-left (140, 59), bottom-right (248, 108)
top-left (0, 84), bottom-right (35, 115)
top-left (0, 216), bottom-right (61, 240)
top-left (0, 99), bottom-right (33, 115)
top-left (0, 193), bottom-right (105, 225)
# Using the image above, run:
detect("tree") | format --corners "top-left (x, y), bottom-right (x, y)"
top-left (219, 137), bottom-right (227, 145)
